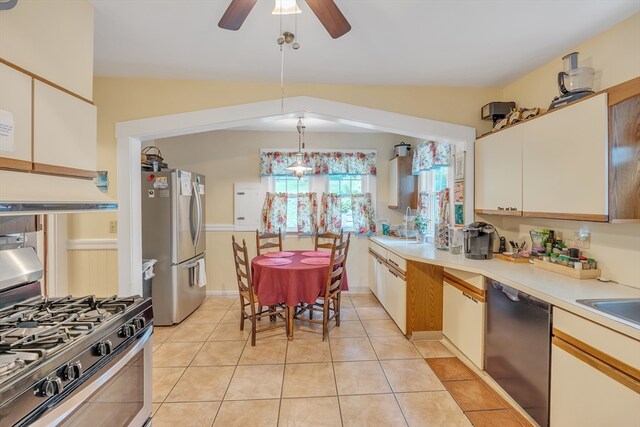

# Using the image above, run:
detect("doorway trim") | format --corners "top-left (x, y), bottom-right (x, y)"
top-left (116, 96), bottom-right (476, 296)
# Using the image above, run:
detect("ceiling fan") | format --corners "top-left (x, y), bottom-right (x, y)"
top-left (218, 0), bottom-right (351, 39)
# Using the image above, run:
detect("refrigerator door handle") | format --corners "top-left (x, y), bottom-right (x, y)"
top-left (192, 181), bottom-right (202, 249)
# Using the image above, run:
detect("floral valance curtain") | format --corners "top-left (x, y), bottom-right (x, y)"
top-left (319, 193), bottom-right (342, 234)
top-left (297, 193), bottom-right (318, 235)
top-left (351, 193), bottom-right (376, 235)
top-left (261, 152), bottom-right (377, 176)
top-left (261, 192), bottom-right (288, 233)
top-left (412, 141), bottom-right (451, 175)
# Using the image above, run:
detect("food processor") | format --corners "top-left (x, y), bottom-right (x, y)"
top-left (549, 52), bottom-right (595, 110)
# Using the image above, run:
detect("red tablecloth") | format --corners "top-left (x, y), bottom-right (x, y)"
top-left (251, 250), bottom-right (349, 307)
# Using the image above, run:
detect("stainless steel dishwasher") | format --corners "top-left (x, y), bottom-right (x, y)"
top-left (486, 279), bottom-right (551, 427)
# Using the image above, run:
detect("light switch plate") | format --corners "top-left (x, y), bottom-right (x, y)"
top-left (109, 220), bottom-right (118, 234)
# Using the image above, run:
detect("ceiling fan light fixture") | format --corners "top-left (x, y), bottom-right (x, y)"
top-left (272, 0), bottom-right (302, 15)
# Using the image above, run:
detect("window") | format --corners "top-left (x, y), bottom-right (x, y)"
top-left (328, 175), bottom-right (366, 230)
top-left (273, 176), bottom-right (309, 231)
top-left (418, 166), bottom-right (450, 235)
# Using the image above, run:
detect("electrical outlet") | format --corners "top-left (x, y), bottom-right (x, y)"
top-left (109, 220), bottom-right (118, 234)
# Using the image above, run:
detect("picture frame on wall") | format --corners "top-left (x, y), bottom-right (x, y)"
top-left (454, 151), bottom-right (465, 182)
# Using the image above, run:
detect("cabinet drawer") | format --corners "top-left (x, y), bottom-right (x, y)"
top-left (387, 251), bottom-right (406, 273)
top-left (369, 241), bottom-right (387, 260)
top-left (553, 307), bottom-right (640, 370)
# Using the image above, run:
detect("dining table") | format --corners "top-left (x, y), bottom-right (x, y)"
top-left (251, 250), bottom-right (349, 339)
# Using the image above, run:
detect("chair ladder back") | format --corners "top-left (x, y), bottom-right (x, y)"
top-left (232, 236), bottom-right (255, 303)
top-left (256, 228), bottom-right (283, 255)
top-left (325, 234), bottom-right (350, 295)
top-left (314, 229), bottom-right (343, 251)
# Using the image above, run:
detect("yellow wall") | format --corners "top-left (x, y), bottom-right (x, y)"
top-left (502, 13), bottom-right (640, 108)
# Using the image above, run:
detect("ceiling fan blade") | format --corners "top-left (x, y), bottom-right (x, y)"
top-left (305, 0), bottom-right (351, 39)
top-left (218, 0), bottom-right (257, 31)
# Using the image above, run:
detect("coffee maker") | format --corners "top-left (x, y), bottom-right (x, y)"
top-left (463, 222), bottom-right (495, 260)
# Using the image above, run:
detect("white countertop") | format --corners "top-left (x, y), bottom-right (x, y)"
top-left (370, 236), bottom-right (640, 340)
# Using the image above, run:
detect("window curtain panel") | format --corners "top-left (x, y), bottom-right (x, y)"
top-left (412, 141), bottom-right (451, 175)
top-left (297, 192), bottom-right (318, 235)
top-left (260, 151), bottom-right (377, 176)
top-left (319, 193), bottom-right (342, 234)
top-left (417, 191), bottom-right (430, 219)
top-left (261, 192), bottom-right (288, 233)
top-left (351, 193), bottom-right (376, 235)
top-left (437, 188), bottom-right (451, 225)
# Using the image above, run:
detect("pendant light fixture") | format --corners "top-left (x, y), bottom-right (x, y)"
top-left (286, 118), bottom-right (312, 179)
top-left (272, 0), bottom-right (302, 15)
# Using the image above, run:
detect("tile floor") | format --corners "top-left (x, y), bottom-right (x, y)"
top-left (151, 293), bottom-right (533, 427)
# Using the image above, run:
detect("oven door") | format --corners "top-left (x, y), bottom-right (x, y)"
top-left (31, 327), bottom-right (152, 427)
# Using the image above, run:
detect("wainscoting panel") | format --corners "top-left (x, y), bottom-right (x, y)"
top-left (68, 243), bottom-right (118, 297)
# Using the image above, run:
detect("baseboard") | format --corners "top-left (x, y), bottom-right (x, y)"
top-left (343, 287), bottom-right (371, 294)
top-left (410, 330), bottom-right (443, 341)
top-left (206, 290), bottom-right (238, 297)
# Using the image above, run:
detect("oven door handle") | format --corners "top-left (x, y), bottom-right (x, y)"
top-left (30, 327), bottom-right (152, 427)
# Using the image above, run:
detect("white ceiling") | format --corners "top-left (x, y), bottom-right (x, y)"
top-left (229, 116), bottom-right (380, 132)
top-left (90, 0), bottom-right (639, 87)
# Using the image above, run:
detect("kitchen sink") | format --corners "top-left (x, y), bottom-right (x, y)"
top-left (576, 298), bottom-right (640, 326)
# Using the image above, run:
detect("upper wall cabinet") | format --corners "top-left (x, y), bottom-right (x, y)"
top-left (0, 62), bottom-right (32, 171)
top-left (388, 156), bottom-right (417, 211)
top-left (0, 1), bottom-right (94, 100)
top-left (475, 125), bottom-right (522, 215)
top-left (33, 81), bottom-right (97, 178)
top-left (522, 94), bottom-right (608, 221)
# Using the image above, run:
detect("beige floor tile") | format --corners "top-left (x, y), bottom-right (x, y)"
top-left (153, 401), bottom-right (221, 427)
top-left (166, 366), bottom-right (235, 402)
top-left (291, 322), bottom-right (327, 340)
top-left (286, 339), bottom-right (332, 363)
top-left (151, 403), bottom-right (161, 417)
top-left (413, 340), bottom-right (454, 358)
top-left (213, 399), bottom-right (279, 427)
top-left (396, 391), bottom-right (471, 427)
top-left (152, 367), bottom-right (185, 402)
top-left (350, 294), bottom-right (383, 308)
top-left (370, 336), bottom-right (422, 360)
top-left (334, 361), bottom-right (391, 395)
top-left (184, 309), bottom-right (227, 324)
top-left (208, 322), bottom-right (250, 341)
top-left (282, 362), bottom-right (337, 398)
top-left (330, 337), bottom-right (377, 362)
top-left (153, 343), bottom-right (162, 353)
top-left (339, 394), bottom-right (407, 427)
top-left (339, 306), bottom-right (360, 321)
top-left (381, 359), bottom-right (445, 392)
top-left (191, 341), bottom-right (246, 366)
top-left (153, 326), bottom-right (179, 343)
top-left (225, 364), bottom-right (285, 400)
top-left (166, 322), bottom-right (216, 342)
top-left (354, 306), bottom-right (391, 320)
top-left (362, 319), bottom-right (403, 337)
top-left (239, 339), bottom-right (287, 365)
top-left (278, 397), bottom-right (342, 427)
top-left (219, 308), bottom-right (243, 324)
top-left (153, 342), bottom-right (203, 367)
top-left (326, 320), bottom-right (367, 338)
top-left (202, 297), bottom-right (237, 310)
top-left (340, 296), bottom-right (355, 307)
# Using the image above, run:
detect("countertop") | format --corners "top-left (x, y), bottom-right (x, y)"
top-left (370, 236), bottom-right (640, 340)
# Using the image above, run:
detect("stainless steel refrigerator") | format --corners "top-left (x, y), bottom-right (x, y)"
top-left (142, 169), bottom-right (206, 325)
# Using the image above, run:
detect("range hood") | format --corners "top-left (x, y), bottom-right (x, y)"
top-left (0, 170), bottom-right (117, 215)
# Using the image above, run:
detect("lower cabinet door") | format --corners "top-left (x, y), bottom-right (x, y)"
top-left (375, 257), bottom-right (387, 306)
top-left (368, 253), bottom-right (377, 296)
top-left (442, 282), bottom-right (484, 369)
top-left (386, 268), bottom-right (406, 334)
top-left (550, 342), bottom-right (640, 427)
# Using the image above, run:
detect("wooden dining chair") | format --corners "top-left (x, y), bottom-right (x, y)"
top-left (256, 228), bottom-right (283, 255)
top-left (232, 236), bottom-right (287, 346)
top-left (314, 229), bottom-right (343, 251)
top-left (295, 233), bottom-right (351, 341)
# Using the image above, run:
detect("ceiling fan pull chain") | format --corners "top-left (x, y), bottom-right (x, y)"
top-left (280, 45), bottom-right (285, 114)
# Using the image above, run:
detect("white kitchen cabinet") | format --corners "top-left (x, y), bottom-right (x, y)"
top-left (442, 273), bottom-right (485, 369)
top-left (368, 251), bottom-right (377, 296)
top-left (388, 156), bottom-right (416, 210)
top-left (0, 63), bottom-right (32, 170)
top-left (522, 94), bottom-right (608, 221)
top-left (33, 81), bottom-right (97, 176)
top-left (375, 256), bottom-right (387, 307)
top-left (474, 126), bottom-right (522, 215)
top-left (550, 307), bottom-right (640, 427)
top-left (385, 266), bottom-right (406, 334)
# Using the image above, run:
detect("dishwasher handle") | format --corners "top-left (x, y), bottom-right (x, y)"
top-left (493, 282), bottom-right (520, 302)
top-left (491, 280), bottom-right (551, 311)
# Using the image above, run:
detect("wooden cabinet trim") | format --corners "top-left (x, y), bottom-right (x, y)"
top-left (522, 211), bottom-right (608, 222)
top-left (0, 157), bottom-right (33, 172)
top-left (0, 57), bottom-right (93, 106)
top-left (552, 333), bottom-right (640, 394)
top-left (474, 209), bottom-right (522, 217)
top-left (443, 272), bottom-right (485, 302)
top-left (32, 163), bottom-right (97, 179)
top-left (553, 328), bottom-right (640, 385)
top-left (607, 76), bottom-right (640, 106)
